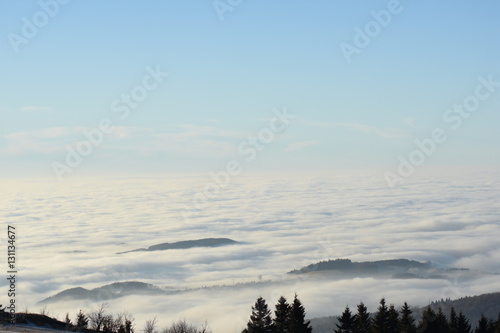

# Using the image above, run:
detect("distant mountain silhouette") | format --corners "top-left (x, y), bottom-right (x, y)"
top-left (38, 281), bottom-right (165, 304)
top-left (287, 258), bottom-right (474, 280)
top-left (117, 237), bottom-right (238, 254)
top-left (288, 258), bottom-right (432, 275)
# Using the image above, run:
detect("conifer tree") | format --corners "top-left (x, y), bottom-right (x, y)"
top-left (65, 313), bottom-right (72, 326)
top-left (435, 308), bottom-right (450, 333)
top-left (474, 314), bottom-right (490, 333)
top-left (243, 297), bottom-right (274, 333)
top-left (398, 302), bottom-right (416, 333)
top-left (386, 304), bottom-right (399, 333)
top-left (491, 313), bottom-right (500, 333)
top-left (372, 298), bottom-right (390, 333)
top-left (418, 306), bottom-right (437, 333)
top-left (450, 306), bottom-right (459, 333)
top-left (456, 311), bottom-right (471, 333)
top-left (76, 310), bottom-right (89, 328)
top-left (353, 302), bottom-right (371, 333)
top-left (274, 296), bottom-right (290, 333)
top-left (335, 306), bottom-right (355, 333)
top-left (287, 294), bottom-right (312, 333)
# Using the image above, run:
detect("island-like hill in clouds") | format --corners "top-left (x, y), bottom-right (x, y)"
top-left (39, 258), bottom-right (486, 305)
top-left (38, 281), bottom-right (167, 304)
top-left (288, 258), bottom-right (472, 279)
top-left (117, 237), bottom-right (238, 254)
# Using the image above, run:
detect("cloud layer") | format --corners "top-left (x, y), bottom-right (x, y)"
top-left (1, 171), bottom-right (499, 332)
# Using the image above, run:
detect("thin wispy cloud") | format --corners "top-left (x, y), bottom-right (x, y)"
top-left (20, 106), bottom-right (52, 112)
top-left (285, 140), bottom-right (322, 152)
top-left (307, 120), bottom-right (410, 139)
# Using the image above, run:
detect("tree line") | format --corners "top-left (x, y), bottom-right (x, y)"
top-left (241, 296), bottom-right (500, 333)
top-left (30, 295), bottom-right (500, 333)
top-left (67, 303), bottom-right (212, 333)
top-left (333, 298), bottom-right (500, 333)
top-left (242, 294), bottom-right (312, 333)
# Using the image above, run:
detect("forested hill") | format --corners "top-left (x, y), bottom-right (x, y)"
top-left (38, 281), bottom-right (165, 304)
top-left (418, 292), bottom-right (500, 326)
top-left (288, 258), bottom-right (432, 274)
top-left (117, 238), bottom-right (238, 254)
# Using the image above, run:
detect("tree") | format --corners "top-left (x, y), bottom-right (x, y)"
top-left (335, 306), bottom-right (355, 333)
top-left (64, 313), bottom-right (72, 326)
top-left (353, 302), bottom-right (371, 333)
top-left (450, 307), bottom-right (459, 333)
top-left (123, 311), bottom-right (135, 333)
top-left (456, 311), bottom-right (471, 333)
top-left (386, 304), bottom-right (399, 333)
top-left (161, 320), bottom-right (212, 333)
top-left (76, 310), bottom-right (89, 329)
top-left (435, 308), bottom-right (450, 333)
top-left (492, 313), bottom-right (500, 333)
top-left (372, 298), bottom-right (390, 333)
top-left (398, 302), bottom-right (416, 333)
top-left (274, 296), bottom-right (290, 333)
top-left (162, 319), bottom-right (197, 333)
top-left (89, 303), bottom-right (110, 331)
top-left (144, 317), bottom-right (158, 333)
top-left (102, 314), bottom-right (114, 333)
top-left (243, 297), bottom-right (274, 333)
top-left (418, 306), bottom-right (437, 333)
top-left (474, 314), bottom-right (490, 333)
top-left (287, 294), bottom-right (312, 333)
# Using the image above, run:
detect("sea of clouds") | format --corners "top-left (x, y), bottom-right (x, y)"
top-left (1, 170), bottom-right (499, 332)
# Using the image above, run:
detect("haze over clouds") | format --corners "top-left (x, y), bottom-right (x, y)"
top-left (1, 171), bottom-right (499, 331)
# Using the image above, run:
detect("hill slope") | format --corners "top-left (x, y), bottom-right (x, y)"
top-left (117, 237), bottom-right (238, 254)
top-left (38, 281), bottom-right (164, 304)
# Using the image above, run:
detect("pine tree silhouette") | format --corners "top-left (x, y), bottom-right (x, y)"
top-left (274, 296), bottom-right (290, 333)
top-left (287, 294), bottom-right (312, 333)
top-left (418, 306), bottom-right (438, 333)
top-left (372, 298), bottom-right (390, 333)
top-left (335, 306), bottom-right (355, 333)
top-left (450, 306), bottom-right (459, 333)
top-left (353, 302), bottom-right (371, 333)
top-left (243, 297), bottom-right (274, 333)
top-left (474, 314), bottom-right (490, 333)
top-left (76, 310), bottom-right (88, 329)
top-left (456, 311), bottom-right (471, 333)
top-left (386, 304), bottom-right (399, 333)
top-left (398, 302), bottom-right (416, 333)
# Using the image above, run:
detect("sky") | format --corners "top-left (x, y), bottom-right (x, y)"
top-left (0, 0), bottom-right (499, 181)
top-left (0, 3), bottom-right (499, 332)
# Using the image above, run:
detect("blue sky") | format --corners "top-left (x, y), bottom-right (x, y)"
top-left (1, 0), bottom-right (499, 179)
